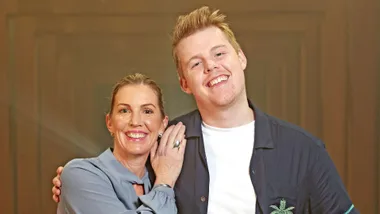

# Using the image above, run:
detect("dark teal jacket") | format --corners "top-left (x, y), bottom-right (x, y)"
top-left (163, 101), bottom-right (357, 214)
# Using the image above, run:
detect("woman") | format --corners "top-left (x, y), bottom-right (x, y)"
top-left (56, 73), bottom-right (186, 214)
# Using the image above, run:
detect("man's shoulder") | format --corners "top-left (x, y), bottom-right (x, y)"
top-left (168, 109), bottom-right (200, 126)
top-left (264, 112), bottom-right (325, 149)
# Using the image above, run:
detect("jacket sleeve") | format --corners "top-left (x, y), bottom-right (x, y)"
top-left (309, 142), bottom-right (358, 214)
top-left (57, 159), bottom-right (177, 214)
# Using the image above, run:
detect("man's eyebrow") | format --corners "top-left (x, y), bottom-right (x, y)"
top-left (186, 45), bottom-right (227, 65)
top-left (187, 54), bottom-right (202, 64)
top-left (211, 45), bottom-right (227, 51)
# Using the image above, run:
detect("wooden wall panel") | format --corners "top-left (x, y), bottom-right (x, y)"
top-left (346, 0), bottom-right (379, 212)
top-left (231, 13), bottom-right (323, 139)
top-left (36, 34), bottom-right (90, 213)
top-left (320, 0), bottom-right (348, 184)
top-left (0, 1), bottom-right (15, 213)
top-left (49, 0), bottom-right (327, 14)
top-left (10, 17), bottom-right (42, 214)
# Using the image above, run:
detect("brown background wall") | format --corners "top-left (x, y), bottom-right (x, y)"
top-left (0, 0), bottom-right (379, 213)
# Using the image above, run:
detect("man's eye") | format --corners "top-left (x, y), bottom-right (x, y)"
top-left (192, 62), bottom-right (200, 68)
top-left (216, 52), bottom-right (224, 57)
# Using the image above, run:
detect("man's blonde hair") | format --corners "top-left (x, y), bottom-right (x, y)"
top-left (171, 6), bottom-right (241, 77)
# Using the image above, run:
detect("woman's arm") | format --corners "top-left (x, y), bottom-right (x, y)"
top-left (58, 159), bottom-right (177, 214)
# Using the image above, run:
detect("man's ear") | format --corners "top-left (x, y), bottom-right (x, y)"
top-left (237, 49), bottom-right (247, 70)
top-left (179, 76), bottom-right (192, 94)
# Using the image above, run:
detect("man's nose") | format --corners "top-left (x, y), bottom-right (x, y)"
top-left (205, 60), bottom-right (218, 73)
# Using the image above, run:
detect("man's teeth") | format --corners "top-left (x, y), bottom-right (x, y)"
top-left (127, 133), bottom-right (146, 138)
top-left (209, 76), bottom-right (228, 87)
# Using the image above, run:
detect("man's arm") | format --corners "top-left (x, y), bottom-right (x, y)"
top-left (58, 159), bottom-right (177, 214)
top-left (309, 142), bottom-right (358, 213)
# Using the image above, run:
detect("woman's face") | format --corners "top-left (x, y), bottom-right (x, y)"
top-left (106, 84), bottom-right (168, 156)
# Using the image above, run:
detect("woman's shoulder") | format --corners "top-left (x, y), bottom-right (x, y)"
top-left (58, 155), bottom-right (118, 204)
top-left (61, 156), bottom-right (109, 183)
top-left (64, 157), bottom-right (98, 170)
top-left (63, 149), bottom-right (112, 174)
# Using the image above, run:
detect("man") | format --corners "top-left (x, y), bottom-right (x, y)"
top-left (52, 6), bottom-right (357, 213)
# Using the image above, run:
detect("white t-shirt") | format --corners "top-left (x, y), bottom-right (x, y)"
top-left (202, 121), bottom-right (256, 214)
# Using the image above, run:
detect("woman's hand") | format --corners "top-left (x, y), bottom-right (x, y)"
top-left (150, 122), bottom-right (187, 187)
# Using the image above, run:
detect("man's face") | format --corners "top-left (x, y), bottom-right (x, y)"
top-left (176, 26), bottom-right (247, 109)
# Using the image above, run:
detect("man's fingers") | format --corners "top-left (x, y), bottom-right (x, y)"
top-left (57, 166), bottom-right (63, 175)
top-left (53, 195), bottom-right (60, 203)
top-left (53, 177), bottom-right (61, 187)
top-left (52, 186), bottom-right (60, 195)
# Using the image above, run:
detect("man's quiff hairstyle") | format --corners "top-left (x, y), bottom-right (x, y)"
top-left (171, 6), bottom-right (241, 77)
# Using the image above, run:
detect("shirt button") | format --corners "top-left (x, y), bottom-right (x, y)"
top-left (200, 196), bottom-right (206, 202)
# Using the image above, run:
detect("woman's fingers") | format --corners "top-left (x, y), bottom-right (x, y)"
top-left (157, 125), bottom-right (175, 156)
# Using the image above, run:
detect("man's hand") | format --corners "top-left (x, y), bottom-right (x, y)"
top-left (52, 166), bottom-right (63, 203)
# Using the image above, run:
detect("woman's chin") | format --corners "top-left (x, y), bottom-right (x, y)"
top-left (117, 138), bottom-right (153, 157)
top-left (125, 145), bottom-right (151, 156)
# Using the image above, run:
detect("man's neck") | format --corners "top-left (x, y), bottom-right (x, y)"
top-left (198, 97), bottom-right (255, 128)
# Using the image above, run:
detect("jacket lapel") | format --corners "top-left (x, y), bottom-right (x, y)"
top-left (249, 101), bottom-right (274, 214)
top-left (251, 150), bottom-right (269, 214)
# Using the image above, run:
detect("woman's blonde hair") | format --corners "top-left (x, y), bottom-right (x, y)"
top-left (109, 73), bottom-right (165, 117)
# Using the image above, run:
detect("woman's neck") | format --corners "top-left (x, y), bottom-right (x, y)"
top-left (113, 148), bottom-right (148, 179)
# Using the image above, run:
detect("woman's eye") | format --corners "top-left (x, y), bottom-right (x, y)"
top-left (119, 109), bottom-right (129, 113)
top-left (144, 109), bottom-right (154, 114)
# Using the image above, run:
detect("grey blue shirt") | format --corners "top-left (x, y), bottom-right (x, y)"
top-left (57, 148), bottom-right (177, 214)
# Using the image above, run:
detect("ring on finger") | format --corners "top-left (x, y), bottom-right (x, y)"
top-left (173, 140), bottom-right (181, 149)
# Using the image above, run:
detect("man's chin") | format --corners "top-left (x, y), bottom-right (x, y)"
top-left (194, 92), bottom-right (237, 109)
top-left (210, 94), bottom-right (237, 108)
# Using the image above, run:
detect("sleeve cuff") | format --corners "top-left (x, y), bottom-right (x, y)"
top-left (344, 204), bottom-right (356, 214)
top-left (138, 185), bottom-right (176, 213)
top-left (151, 185), bottom-right (175, 198)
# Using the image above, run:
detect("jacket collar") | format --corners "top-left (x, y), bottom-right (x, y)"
top-left (184, 100), bottom-right (275, 149)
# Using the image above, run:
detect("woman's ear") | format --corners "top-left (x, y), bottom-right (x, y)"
top-left (162, 115), bottom-right (169, 130)
top-left (106, 113), bottom-right (114, 134)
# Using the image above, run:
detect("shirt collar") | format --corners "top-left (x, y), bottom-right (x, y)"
top-left (183, 99), bottom-right (274, 149)
top-left (97, 148), bottom-right (151, 184)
